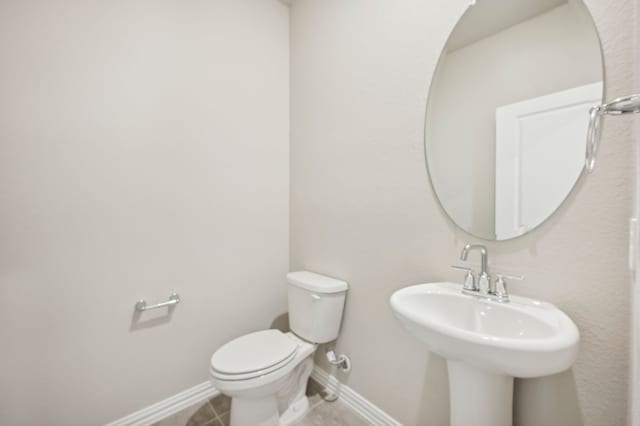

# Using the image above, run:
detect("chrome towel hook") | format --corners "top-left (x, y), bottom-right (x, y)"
top-left (135, 293), bottom-right (180, 312)
top-left (586, 94), bottom-right (640, 173)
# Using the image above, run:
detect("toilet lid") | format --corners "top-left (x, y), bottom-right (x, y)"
top-left (211, 330), bottom-right (298, 376)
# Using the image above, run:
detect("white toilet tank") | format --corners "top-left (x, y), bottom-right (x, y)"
top-left (287, 271), bottom-right (348, 343)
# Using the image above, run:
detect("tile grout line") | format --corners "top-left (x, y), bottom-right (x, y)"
top-left (200, 418), bottom-right (217, 426)
top-left (206, 400), bottom-right (225, 426)
top-left (216, 410), bottom-right (230, 426)
top-left (216, 410), bottom-right (231, 426)
top-left (202, 418), bottom-right (221, 426)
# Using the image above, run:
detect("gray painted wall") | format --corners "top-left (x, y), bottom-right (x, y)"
top-left (0, 1), bottom-right (289, 424)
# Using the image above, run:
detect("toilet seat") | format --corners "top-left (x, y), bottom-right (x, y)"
top-left (211, 330), bottom-right (298, 381)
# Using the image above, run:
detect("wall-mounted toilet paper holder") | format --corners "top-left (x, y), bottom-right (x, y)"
top-left (135, 293), bottom-right (180, 312)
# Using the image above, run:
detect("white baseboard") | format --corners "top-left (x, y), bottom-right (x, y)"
top-left (310, 366), bottom-right (403, 426)
top-left (106, 365), bottom-right (402, 426)
top-left (105, 381), bottom-right (219, 426)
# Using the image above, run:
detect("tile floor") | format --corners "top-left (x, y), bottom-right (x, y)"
top-left (152, 378), bottom-right (370, 426)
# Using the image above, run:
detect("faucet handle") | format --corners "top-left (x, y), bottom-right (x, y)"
top-left (451, 265), bottom-right (472, 272)
top-left (494, 273), bottom-right (524, 302)
top-left (496, 273), bottom-right (524, 281)
top-left (451, 265), bottom-right (476, 291)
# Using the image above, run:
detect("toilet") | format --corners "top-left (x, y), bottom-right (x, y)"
top-left (209, 271), bottom-right (348, 426)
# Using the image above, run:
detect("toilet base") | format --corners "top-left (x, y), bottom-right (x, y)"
top-left (224, 338), bottom-right (316, 426)
top-left (279, 389), bottom-right (310, 426)
top-left (230, 395), bottom-right (280, 426)
top-left (228, 394), bottom-right (313, 426)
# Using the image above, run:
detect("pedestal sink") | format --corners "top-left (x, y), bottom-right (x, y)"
top-left (390, 282), bottom-right (579, 426)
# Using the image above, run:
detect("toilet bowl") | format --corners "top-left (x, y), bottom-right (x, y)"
top-left (210, 331), bottom-right (317, 426)
top-left (209, 271), bottom-right (348, 426)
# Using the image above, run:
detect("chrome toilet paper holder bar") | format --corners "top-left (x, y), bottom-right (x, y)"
top-left (135, 293), bottom-right (180, 312)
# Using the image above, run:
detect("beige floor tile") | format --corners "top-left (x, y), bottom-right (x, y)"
top-left (209, 394), bottom-right (231, 416)
top-left (217, 410), bottom-right (230, 426)
top-left (151, 401), bottom-right (217, 426)
top-left (205, 417), bottom-right (224, 426)
top-left (295, 399), bottom-right (371, 426)
top-left (307, 394), bottom-right (324, 408)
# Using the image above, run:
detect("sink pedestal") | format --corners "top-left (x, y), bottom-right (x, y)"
top-left (391, 282), bottom-right (580, 426)
top-left (447, 361), bottom-right (513, 426)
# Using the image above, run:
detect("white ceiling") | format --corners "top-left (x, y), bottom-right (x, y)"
top-left (447, 0), bottom-right (567, 51)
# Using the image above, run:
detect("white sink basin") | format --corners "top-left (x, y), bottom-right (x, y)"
top-left (390, 282), bottom-right (580, 426)
top-left (390, 282), bottom-right (579, 377)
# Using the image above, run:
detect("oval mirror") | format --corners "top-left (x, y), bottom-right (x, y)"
top-left (425, 0), bottom-right (603, 240)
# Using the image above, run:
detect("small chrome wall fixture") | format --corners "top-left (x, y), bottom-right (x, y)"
top-left (586, 94), bottom-right (640, 172)
top-left (326, 349), bottom-right (351, 373)
top-left (135, 293), bottom-right (180, 312)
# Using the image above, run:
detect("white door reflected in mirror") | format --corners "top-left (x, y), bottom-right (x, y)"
top-left (495, 82), bottom-right (603, 239)
top-left (425, 0), bottom-right (604, 240)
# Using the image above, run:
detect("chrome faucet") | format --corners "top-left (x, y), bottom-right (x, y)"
top-left (452, 244), bottom-right (525, 303)
top-left (460, 244), bottom-right (490, 295)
